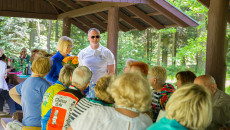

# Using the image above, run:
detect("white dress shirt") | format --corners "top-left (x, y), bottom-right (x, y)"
top-left (0, 61), bottom-right (8, 91)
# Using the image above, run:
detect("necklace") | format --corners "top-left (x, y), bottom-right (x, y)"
top-left (116, 105), bottom-right (139, 113)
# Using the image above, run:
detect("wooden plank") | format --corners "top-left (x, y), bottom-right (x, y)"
top-left (58, 2), bottom-right (134, 19)
top-left (205, 0), bottom-right (228, 91)
top-left (7, 0), bottom-right (12, 10)
top-left (0, 0), bottom-right (3, 9)
top-left (73, 0), bottom-right (148, 4)
top-left (107, 7), bottom-right (119, 73)
top-left (148, 0), bottom-right (199, 27)
top-left (60, 0), bottom-right (79, 9)
top-left (131, 11), bottom-right (161, 18)
top-left (34, 0), bottom-right (40, 13)
top-left (119, 11), bottom-right (145, 30)
top-left (17, 0), bottom-right (24, 12)
top-left (49, 0), bottom-right (69, 12)
top-left (71, 20), bottom-right (89, 33)
top-left (0, 11), bottom-right (57, 19)
top-left (125, 6), bottom-right (164, 29)
top-left (76, 16), bottom-right (99, 29)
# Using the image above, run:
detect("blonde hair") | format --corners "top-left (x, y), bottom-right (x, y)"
top-left (31, 57), bottom-right (51, 75)
top-left (72, 66), bottom-right (92, 87)
top-left (166, 83), bottom-right (212, 130)
top-left (58, 64), bottom-right (75, 87)
top-left (56, 36), bottom-right (73, 53)
top-left (95, 75), bottom-right (116, 104)
top-left (149, 66), bottom-right (167, 85)
top-left (107, 72), bottom-right (151, 112)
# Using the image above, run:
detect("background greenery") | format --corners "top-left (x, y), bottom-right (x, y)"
top-left (0, 0), bottom-right (230, 94)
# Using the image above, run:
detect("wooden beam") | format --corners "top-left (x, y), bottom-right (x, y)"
top-left (60, 0), bottom-right (79, 9)
top-left (119, 11), bottom-right (145, 30)
top-left (0, 11), bottom-right (57, 20)
top-left (96, 12), bottom-right (129, 32)
top-left (84, 14), bottom-right (107, 30)
top-left (107, 7), bottom-right (119, 73)
top-left (148, 0), bottom-right (199, 27)
top-left (130, 12), bottom-right (161, 18)
top-left (125, 6), bottom-right (164, 29)
top-left (205, 0), bottom-right (228, 91)
top-left (71, 20), bottom-right (88, 33)
top-left (58, 2), bottom-right (134, 19)
top-left (62, 17), bottom-right (71, 36)
top-left (76, 17), bottom-right (99, 29)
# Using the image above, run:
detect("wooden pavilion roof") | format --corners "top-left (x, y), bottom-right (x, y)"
top-left (0, 0), bottom-right (199, 33)
top-left (198, 0), bottom-right (230, 23)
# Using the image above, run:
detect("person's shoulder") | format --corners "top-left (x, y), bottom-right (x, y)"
top-left (215, 89), bottom-right (230, 104)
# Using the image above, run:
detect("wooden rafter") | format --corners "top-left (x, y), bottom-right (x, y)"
top-left (58, 2), bottom-right (134, 19)
top-left (125, 6), bottom-right (164, 29)
top-left (74, 0), bottom-right (149, 4)
top-left (96, 12), bottom-right (129, 32)
top-left (119, 11), bottom-right (145, 30)
top-left (148, 0), bottom-right (198, 27)
top-left (48, 0), bottom-right (94, 32)
top-left (59, 0), bottom-right (107, 31)
top-left (197, 0), bottom-right (210, 8)
top-left (130, 12), bottom-right (161, 18)
top-left (71, 20), bottom-right (89, 33)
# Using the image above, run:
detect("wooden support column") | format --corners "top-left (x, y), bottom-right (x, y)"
top-left (205, 0), bottom-right (228, 91)
top-left (107, 6), bottom-right (119, 73)
top-left (62, 17), bottom-right (71, 36)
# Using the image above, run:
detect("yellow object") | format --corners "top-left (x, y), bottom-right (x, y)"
top-left (22, 126), bottom-right (41, 130)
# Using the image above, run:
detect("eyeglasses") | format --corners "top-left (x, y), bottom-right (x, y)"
top-left (90, 35), bottom-right (100, 39)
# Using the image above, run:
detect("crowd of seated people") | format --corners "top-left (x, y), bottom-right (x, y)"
top-left (0, 42), bottom-right (230, 130)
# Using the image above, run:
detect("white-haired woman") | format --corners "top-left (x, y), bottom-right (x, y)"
top-left (68, 72), bottom-right (153, 130)
top-left (46, 36), bottom-right (73, 84)
top-left (147, 83), bottom-right (212, 130)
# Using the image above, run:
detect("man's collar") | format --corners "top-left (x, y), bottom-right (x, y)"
top-left (89, 43), bottom-right (102, 51)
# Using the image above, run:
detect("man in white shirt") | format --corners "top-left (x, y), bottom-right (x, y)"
top-left (78, 28), bottom-right (115, 98)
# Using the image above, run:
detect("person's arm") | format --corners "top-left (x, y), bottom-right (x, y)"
top-left (46, 59), bottom-right (56, 84)
top-left (67, 126), bottom-right (73, 130)
top-left (107, 64), bottom-right (115, 74)
top-left (9, 87), bottom-right (21, 105)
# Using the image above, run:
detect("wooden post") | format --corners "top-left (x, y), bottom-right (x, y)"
top-left (107, 7), bottom-right (119, 73)
top-left (205, 0), bottom-right (228, 91)
top-left (62, 17), bottom-right (71, 37)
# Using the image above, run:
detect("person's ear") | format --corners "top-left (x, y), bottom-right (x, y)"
top-left (153, 78), bottom-right (157, 85)
top-left (212, 84), bottom-right (217, 94)
top-left (88, 36), bottom-right (90, 41)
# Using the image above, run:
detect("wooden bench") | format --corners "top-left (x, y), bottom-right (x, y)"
top-left (1, 118), bottom-right (13, 129)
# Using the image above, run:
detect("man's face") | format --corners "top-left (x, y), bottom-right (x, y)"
top-left (88, 30), bottom-right (101, 45)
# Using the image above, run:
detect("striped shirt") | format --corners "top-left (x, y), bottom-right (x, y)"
top-left (70, 98), bottom-right (112, 125)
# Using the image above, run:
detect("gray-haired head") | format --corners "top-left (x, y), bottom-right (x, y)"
top-left (88, 28), bottom-right (100, 35)
top-left (72, 66), bottom-right (92, 88)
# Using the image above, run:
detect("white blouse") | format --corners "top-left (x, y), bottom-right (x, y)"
top-left (0, 61), bottom-right (8, 91)
top-left (70, 106), bottom-right (153, 130)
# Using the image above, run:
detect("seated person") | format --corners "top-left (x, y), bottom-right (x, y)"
top-left (9, 57), bottom-right (51, 127)
top-left (68, 72), bottom-right (153, 130)
top-left (147, 83), bottom-right (212, 130)
top-left (194, 75), bottom-right (230, 130)
top-left (175, 70), bottom-right (196, 88)
top-left (123, 58), bottom-right (137, 72)
top-left (69, 75), bottom-right (115, 124)
top-left (0, 54), bottom-right (16, 116)
top-left (19, 48), bottom-right (30, 63)
top-left (148, 66), bottom-right (175, 122)
top-left (129, 61), bottom-right (149, 77)
top-left (46, 66), bottom-right (92, 130)
top-left (41, 64), bottom-right (75, 130)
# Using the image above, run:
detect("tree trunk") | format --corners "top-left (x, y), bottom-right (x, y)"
top-left (146, 29), bottom-right (151, 61)
top-left (172, 32), bottom-right (177, 67)
top-left (29, 21), bottom-right (37, 49)
top-left (162, 36), bottom-right (169, 66)
top-left (37, 20), bottom-right (40, 43)
top-left (157, 32), bottom-right (162, 65)
top-left (55, 20), bottom-right (59, 42)
top-left (196, 13), bottom-right (206, 72)
top-left (47, 20), bottom-right (52, 53)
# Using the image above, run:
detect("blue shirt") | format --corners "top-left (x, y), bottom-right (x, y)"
top-left (46, 51), bottom-right (70, 84)
top-left (16, 77), bottom-right (50, 127)
top-left (147, 117), bottom-right (187, 130)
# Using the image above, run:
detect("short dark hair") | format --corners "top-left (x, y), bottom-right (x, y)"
top-left (176, 70), bottom-right (196, 85)
top-left (0, 54), bottom-right (6, 60)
